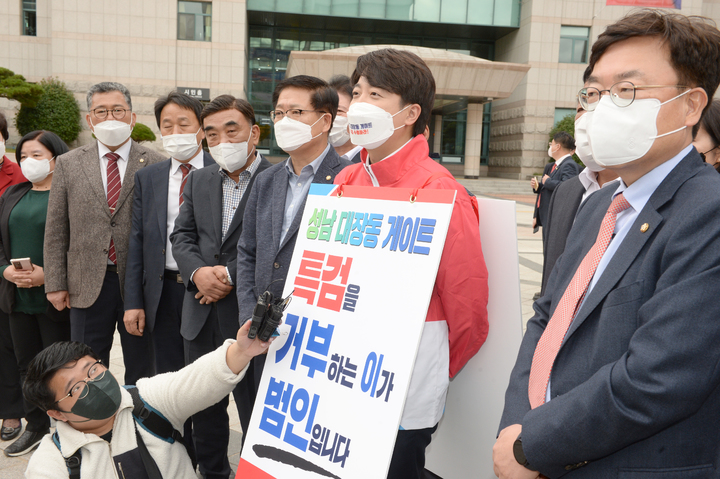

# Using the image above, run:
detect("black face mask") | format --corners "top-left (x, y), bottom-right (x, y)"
top-left (63, 373), bottom-right (122, 422)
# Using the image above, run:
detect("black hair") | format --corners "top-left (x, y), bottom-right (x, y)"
top-left (271, 75), bottom-right (338, 125)
top-left (352, 48), bottom-right (435, 137)
top-left (329, 74), bottom-right (353, 99)
top-left (201, 94), bottom-right (256, 125)
top-left (23, 341), bottom-right (99, 412)
top-left (154, 91), bottom-right (204, 128)
top-left (0, 111), bottom-right (8, 142)
top-left (16, 130), bottom-right (70, 160)
top-left (553, 131), bottom-right (576, 151)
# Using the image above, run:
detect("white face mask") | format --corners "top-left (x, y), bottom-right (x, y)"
top-left (21, 157), bottom-right (53, 184)
top-left (91, 118), bottom-right (133, 147)
top-left (547, 145), bottom-right (555, 158)
top-left (347, 102), bottom-right (410, 150)
top-left (329, 116), bottom-right (351, 147)
top-left (587, 90), bottom-right (689, 167)
top-left (162, 128), bottom-right (201, 161)
top-left (209, 131), bottom-right (254, 172)
top-left (274, 114), bottom-right (326, 152)
top-left (574, 112), bottom-right (603, 172)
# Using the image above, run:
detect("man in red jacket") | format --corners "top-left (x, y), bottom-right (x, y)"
top-left (334, 48), bottom-right (489, 479)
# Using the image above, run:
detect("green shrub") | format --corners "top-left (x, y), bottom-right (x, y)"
top-left (548, 113), bottom-right (582, 167)
top-left (15, 77), bottom-right (82, 144)
top-left (0, 67), bottom-right (43, 107)
top-left (131, 122), bottom-right (156, 143)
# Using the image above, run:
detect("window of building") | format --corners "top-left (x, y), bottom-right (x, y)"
top-left (22, 0), bottom-right (36, 36)
top-left (441, 109), bottom-right (467, 164)
top-left (554, 108), bottom-right (575, 126)
top-left (559, 26), bottom-right (589, 64)
top-left (178, 1), bottom-right (212, 42)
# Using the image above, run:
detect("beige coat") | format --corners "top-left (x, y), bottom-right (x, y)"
top-left (44, 140), bottom-right (164, 308)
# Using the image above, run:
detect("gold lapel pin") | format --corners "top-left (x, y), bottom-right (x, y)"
top-left (640, 223), bottom-right (649, 233)
top-left (326, 175), bottom-right (331, 180)
top-left (139, 158), bottom-right (145, 163)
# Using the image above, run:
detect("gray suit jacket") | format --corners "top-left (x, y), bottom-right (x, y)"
top-left (236, 147), bottom-right (351, 323)
top-left (44, 141), bottom-right (164, 308)
top-left (539, 175), bottom-right (585, 296)
top-left (171, 154), bottom-right (272, 341)
top-left (500, 150), bottom-right (720, 477)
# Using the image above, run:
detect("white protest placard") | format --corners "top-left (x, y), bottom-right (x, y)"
top-left (426, 198), bottom-right (524, 478)
top-left (237, 183), bottom-right (455, 479)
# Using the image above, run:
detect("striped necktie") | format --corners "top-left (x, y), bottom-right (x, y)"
top-left (179, 163), bottom-right (192, 206)
top-left (105, 152), bottom-right (121, 264)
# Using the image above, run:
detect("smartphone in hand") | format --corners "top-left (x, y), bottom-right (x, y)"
top-left (10, 257), bottom-right (34, 271)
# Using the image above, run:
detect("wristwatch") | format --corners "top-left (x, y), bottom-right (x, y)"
top-left (513, 436), bottom-right (531, 469)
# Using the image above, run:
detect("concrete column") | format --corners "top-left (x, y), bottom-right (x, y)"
top-left (434, 115), bottom-right (442, 153)
top-left (464, 103), bottom-right (483, 178)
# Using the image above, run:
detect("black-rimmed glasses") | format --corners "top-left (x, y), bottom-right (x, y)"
top-left (91, 108), bottom-right (130, 120)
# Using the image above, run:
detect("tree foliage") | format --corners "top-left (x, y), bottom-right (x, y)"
top-left (548, 113), bottom-right (583, 166)
top-left (131, 122), bottom-right (156, 143)
top-left (16, 77), bottom-right (82, 144)
top-left (0, 68), bottom-right (43, 107)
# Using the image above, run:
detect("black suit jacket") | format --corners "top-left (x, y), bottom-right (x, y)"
top-left (539, 175), bottom-right (585, 296)
top-left (501, 150), bottom-right (720, 477)
top-left (0, 182), bottom-right (69, 321)
top-left (533, 156), bottom-right (580, 228)
top-left (171, 153), bottom-right (272, 341)
top-left (124, 151), bottom-right (214, 331)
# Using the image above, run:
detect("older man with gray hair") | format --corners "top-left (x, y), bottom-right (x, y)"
top-left (44, 82), bottom-right (164, 392)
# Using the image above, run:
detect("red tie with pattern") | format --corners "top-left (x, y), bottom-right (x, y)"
top-left (105, 152), bottom-right (121, 264)
top-left (179, 164), bottom-right (192, 206)
top-left (536, 162), bottom-right (558, 208)
top-left (528, 193), bottom-right (631, 408)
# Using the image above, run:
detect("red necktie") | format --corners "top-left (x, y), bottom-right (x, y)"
top-left (528, 193), bottom-right (631, 408)
top-left (105, 152), bottom-right (121, 264)
top-left (179, 164), bottom-right (192, 206)
top-left (536, 163), bottom-right (558, 208)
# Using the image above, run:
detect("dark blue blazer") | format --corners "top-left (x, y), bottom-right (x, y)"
top-left (171, 153), bottom-right (272, 341)
top-left (124, 151), bottom-right (214, 332)
top-left (236, 147), bottom-right (351, 323)
top-left (533, 156), bottom-right (580, 228)
top-left (500, 149), bottom-right (720, 477)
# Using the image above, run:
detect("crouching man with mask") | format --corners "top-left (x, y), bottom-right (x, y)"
top-left (333, 48), bottom-right (489, 479)
top-left (22, 320), bottom-right (273, 479)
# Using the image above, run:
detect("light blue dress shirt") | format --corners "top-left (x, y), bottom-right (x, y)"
top-left (280, 144), bottom-right (331, 244)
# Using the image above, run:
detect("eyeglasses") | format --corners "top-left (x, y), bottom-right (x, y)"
top-left (91, 108), bottom-right (130, 120)
top-left (269, 109), bottom-right (325, 121)
top-left (56, 360), bottom-right (107, 405)
top-left (577, 81), bottom-right (688, 111)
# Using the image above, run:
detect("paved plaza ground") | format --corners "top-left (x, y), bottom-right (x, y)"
top-left (0, 177), bottom-right (542, 478)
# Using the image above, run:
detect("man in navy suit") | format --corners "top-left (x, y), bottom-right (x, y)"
top-left (531, 132), bottom-right (580, 232)
top-left (171, 95), bottom-right (272, 479)
top-left (494, 11), bottom-right (720, 479)
top-left (236, 75), bottom-right (351, 446)
top-left (124, 91), bottom-right (212, 374)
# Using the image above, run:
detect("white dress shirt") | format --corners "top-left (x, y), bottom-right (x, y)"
top-left (578, 167), bottom-right (622, 204)
top-left (166, 150), bottom-right (206, 270)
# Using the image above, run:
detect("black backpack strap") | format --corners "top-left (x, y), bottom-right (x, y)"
top-left (134, 422), bottom-right (164, 479)
top-left (52, 431), bottom-right (82, 479)
top-left (125, 385), bottom-right (183, 444)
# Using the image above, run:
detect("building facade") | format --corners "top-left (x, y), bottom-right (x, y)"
top-left (1, 0), bottom-right (718, 178)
